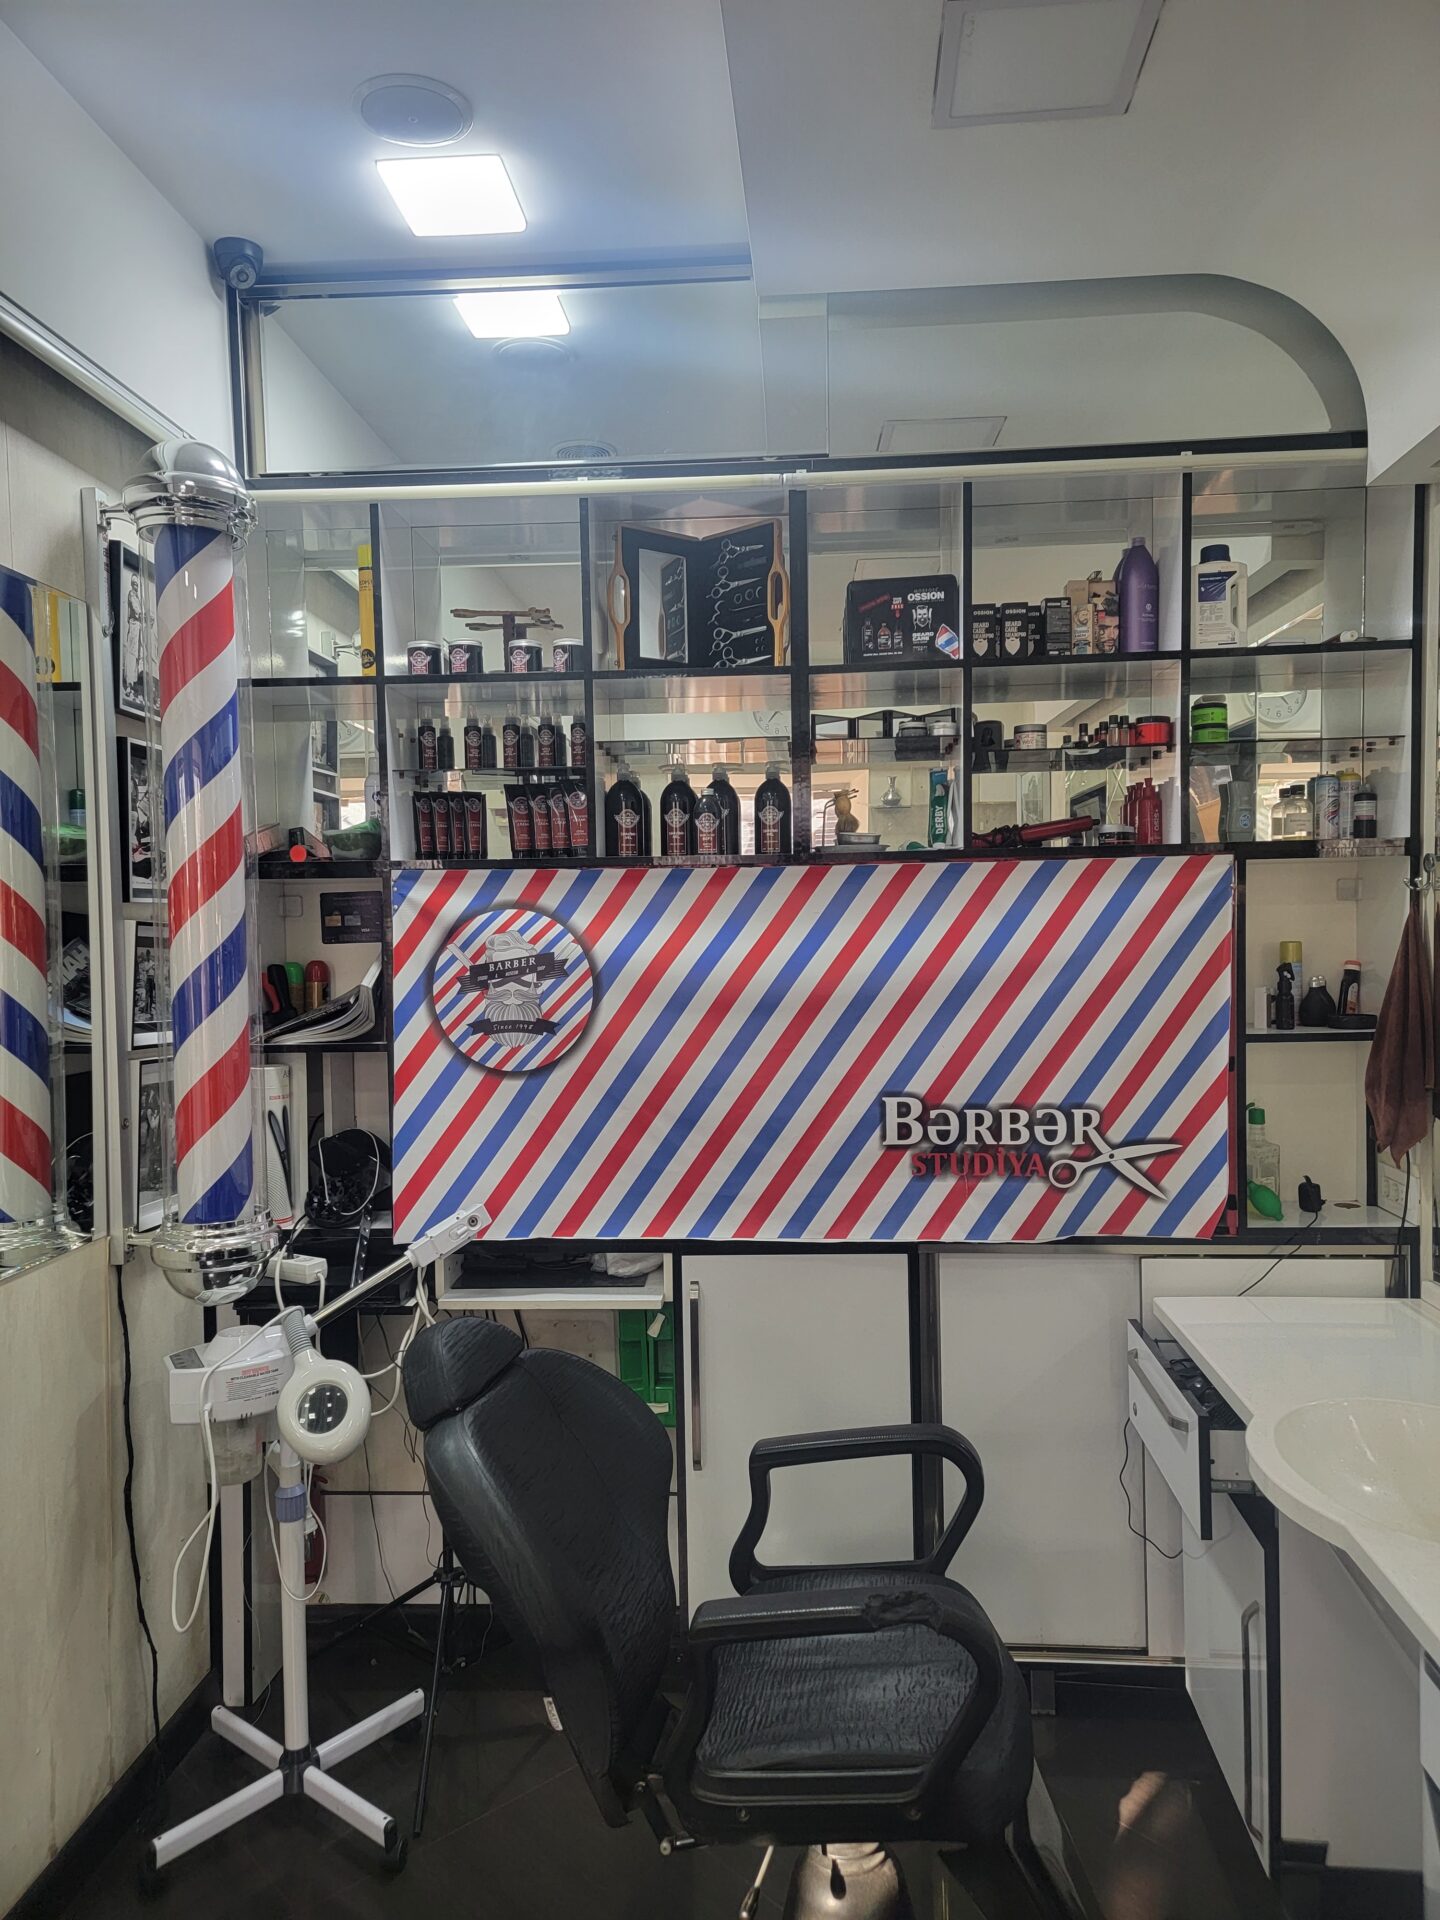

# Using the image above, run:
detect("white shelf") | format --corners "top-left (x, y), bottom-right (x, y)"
top-left (437, 1284), bottom-right (666, 1312)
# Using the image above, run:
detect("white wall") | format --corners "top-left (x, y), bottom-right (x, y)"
top-left (261, 317), bottom-right (400, 473)
top-left (0, 20), bottom-right (231, 449)
top-left (0, 335), bottom-right (210, 1914)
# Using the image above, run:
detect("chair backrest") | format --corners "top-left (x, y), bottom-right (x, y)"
top-left (405, 1317), bottom-right (676, 1822)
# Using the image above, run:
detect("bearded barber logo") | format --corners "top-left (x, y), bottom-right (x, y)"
top-left (431, 906), bottom-right (595, 1074)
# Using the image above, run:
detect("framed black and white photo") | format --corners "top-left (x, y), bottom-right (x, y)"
top-left (126, 919), bottom-right (167, 1048)
top-left (309, 715), bottom-right (338, 775)
top-left (120, 738), bottom-right (157, 902)
top-left (129, 1056), bottom-right (165, 1230)
top-left (109, 539), bottom-right (154, 721)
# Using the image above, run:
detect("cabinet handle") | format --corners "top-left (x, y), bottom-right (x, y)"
top-left (688, 1281), bottom-right (702, 1472)
top-left (1127, 1352), bottom-right (1190, 1432)
top-left (1241, 1599), bottom-right (1262, 1841)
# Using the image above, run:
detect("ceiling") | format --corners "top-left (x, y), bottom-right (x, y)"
top-left (5, 0), bottom-right (1440, 474)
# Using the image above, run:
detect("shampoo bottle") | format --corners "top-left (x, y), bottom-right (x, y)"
top-left (1115, 536), bottom-right (1159, 655)
top-left (754, 764), bottom-right (792, 858)
top-left (659, 763), bottom-right (696, 859)
top-left (1192, 544), bottom-right (1248, 650)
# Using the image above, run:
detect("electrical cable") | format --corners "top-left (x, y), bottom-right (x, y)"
top-left (1118, 1419), bottom-right (1181, 1560)
top-left (1236, 1209), bottom-right (1322, 1295)
top-left (115, 1270), bottom-right (164, 1777)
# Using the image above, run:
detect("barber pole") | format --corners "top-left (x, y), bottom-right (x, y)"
top-left (154, 526), bottom-right (252, 1222)
top-left (121, 440), bottom-right (274, 1304)
top-left (0, 568), bottom-right (51, 1225)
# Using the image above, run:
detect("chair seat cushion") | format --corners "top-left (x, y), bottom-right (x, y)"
top-left (694, 1569), bottom-right (1032, 1841)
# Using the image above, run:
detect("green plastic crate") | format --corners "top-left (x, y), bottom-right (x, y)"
top-left (616, 1305), bottom-right (676, 1428)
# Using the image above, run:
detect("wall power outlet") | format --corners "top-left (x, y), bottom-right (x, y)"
top-left (1377, 1161), bottom-right (1410, 1218)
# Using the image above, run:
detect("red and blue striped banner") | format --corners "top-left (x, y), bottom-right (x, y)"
top-left (0, 566), bottom-right (51, 1224)
top-left (154, 526), bottom-right (252, 1224)
top-left (392, 855), bottom-right (1235, 1244)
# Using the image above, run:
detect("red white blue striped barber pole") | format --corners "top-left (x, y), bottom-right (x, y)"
top-left (155, 527), bottom-right (252, 1224)
top-left (0, 567), bottom-right (51, 1224)
top-left (391, 855), bottom-right (1235, 1246)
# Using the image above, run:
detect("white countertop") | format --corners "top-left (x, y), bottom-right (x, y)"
top-left (1153, 1295), bottom-right (1440, 1662)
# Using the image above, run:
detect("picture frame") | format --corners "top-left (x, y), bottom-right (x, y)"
top-left (129, 1055), bottom-right (165, 1230)
top-left (126, 919), bottom-right (167, 1048)
top-left (109, 538), bottom-right (155, 721)
top-left (120, 737), bottom-right (157, 902)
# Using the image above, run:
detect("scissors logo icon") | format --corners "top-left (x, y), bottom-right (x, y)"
top-left (1046, 1134), bottom-right (1179, 1199)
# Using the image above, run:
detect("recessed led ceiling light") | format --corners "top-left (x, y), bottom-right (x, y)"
top-left (453, 290), bottom-right (569, 338)
top-left (932, 0), bottom-right (1165, 128)
top-left (376, 155), bottom-right (525, 236)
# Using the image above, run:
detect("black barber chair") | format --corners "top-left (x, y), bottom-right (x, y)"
top-left (404, 1318), bottom-right (1093, 1919)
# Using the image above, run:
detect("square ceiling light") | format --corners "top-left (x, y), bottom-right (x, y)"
top-left (453, 289), bottom-right (570, 338)
top-left (932, 0), bottom-right (1165, 127)
top-left (377, 154), bottom-right (526, 236)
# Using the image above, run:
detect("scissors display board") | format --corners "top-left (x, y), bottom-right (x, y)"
top-left (620, 520), bottom-right (784, 670)
top-left (390, 855), bottom-right (1235, 1246)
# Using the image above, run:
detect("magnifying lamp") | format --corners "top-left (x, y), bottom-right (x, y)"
top-left (275, 1348), bottom-right (371, 1465)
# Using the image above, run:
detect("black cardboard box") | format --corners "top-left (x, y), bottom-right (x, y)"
top-left (843, 575), bottom-right (960, 666)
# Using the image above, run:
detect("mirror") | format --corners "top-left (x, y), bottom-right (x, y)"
top-left (0, 562), bottom-right (95, 1272)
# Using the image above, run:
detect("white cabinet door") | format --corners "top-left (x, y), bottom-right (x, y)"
top-left (1184, 1494), bottom-right (1271, 1873)
top-left (680, 1253), bottom-right (913, 1609)
top-left (937, 1251), bottom-right (1145, 1651)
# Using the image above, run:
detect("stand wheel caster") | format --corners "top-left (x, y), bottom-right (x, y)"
top-left (382, 1835), bottom-right (409, 1875)
top-left (137, 1845), bottom-right (165, 1901)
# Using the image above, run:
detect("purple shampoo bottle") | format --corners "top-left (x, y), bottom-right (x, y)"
top-left (1116, 536), bottom-right (1159, 655)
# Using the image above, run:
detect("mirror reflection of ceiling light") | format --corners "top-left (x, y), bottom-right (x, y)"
top-left (453, 290), bottom-right (570, 338)
top-left (376, 155), bottom-right (526, 236)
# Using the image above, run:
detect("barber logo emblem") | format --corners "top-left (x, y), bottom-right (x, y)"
top-left (880, 1097), bottom-right (1178, 1198)
top-left (431, 907), bottom-right (594, 1073)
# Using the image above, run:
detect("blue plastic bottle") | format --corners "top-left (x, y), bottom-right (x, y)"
top-left (1115, 536), bottom-right (1159, 655)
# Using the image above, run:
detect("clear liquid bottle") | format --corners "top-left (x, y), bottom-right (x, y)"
top-left (1246, 1104), bottom-right (1282, 1217)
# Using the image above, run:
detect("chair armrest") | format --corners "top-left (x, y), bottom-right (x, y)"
top-left (728, 1423), bottom-right (984, 1592)
top-left (666, 1581), bottom-right (1005, 1818)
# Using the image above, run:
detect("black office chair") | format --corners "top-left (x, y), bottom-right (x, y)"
top-left (404, 1317), bottom-right (1092, 1919)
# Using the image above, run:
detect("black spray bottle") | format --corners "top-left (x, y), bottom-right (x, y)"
top-left (605, 761), bottom-right (651, 857)
top-left (659, 763), bottom-right (695, 859)
top-left (754, 763), bottom-right (792, 858)
top-left (708, 765), bottom-right (740, 855)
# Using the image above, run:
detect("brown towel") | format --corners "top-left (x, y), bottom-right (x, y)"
top-left (1365, 897), bottom-right (1434, 1164)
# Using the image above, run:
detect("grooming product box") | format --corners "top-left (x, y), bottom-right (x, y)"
top-left (1067, 575), bottom-right (1118, 656)
top-left (843, 575), bottom-right (960, 666)
top-left (969, 602), bottom-right (998, 661)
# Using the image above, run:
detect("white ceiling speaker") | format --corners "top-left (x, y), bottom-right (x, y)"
top-left (355, 74), bottom-right (473, 146)
top-left (932, 0), bottom-right (1165, 128)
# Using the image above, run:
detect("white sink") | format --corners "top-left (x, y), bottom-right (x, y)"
top-left (1272, 1399), bottom-right (1440, 1540)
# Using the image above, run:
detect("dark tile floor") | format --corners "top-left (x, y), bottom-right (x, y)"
top-left (58, 1620), bottom-right (1283, 1920)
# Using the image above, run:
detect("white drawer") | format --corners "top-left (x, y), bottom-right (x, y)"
top-left (1126, 1319), bottom-right (1214, 1539)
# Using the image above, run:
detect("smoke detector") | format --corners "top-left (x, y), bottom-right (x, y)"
top-left (355, 74), bottom-right (473, 146)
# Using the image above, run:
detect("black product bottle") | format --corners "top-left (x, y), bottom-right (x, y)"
top-left (518, 722), bottom-right (537, 769)
top-left (536, 714), bottom-right (557, 768)
top-left (502, 714), bottom-right (520, 770)
top-left (708, 765), bottom-right (740, 855)
top-left (605, 762), bottom-right (649, 857)
top-left (463, 714), bottom-right (483, 771)
top-left (1274, 964), bottom-right (1296, 1031)
top-left (437, 718), bottom-right (456, 770)
top-left (754, 763), bottom-right (792, 858)
top-left (417, 714), bottom-right (438, 773)
top-left (479, 721), bottom-right (498, 768)
top-left (570, 716), bottom-right (589, 767)
top-left (693, 784), bottom-right (724, 858)
top-left (659, 764), bottom-right (695, 859)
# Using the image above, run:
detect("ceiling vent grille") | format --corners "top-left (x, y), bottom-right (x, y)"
top-left (932, 0), bottom-right (1165, 128)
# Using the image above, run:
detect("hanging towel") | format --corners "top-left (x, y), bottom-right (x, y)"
top-left (1365, 896), bottom-right (1434, 1164)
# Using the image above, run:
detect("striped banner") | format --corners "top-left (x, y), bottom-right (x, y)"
top-left (154, 526), bottom-right (252, 1224)
top-left (0, 566), bottom-right (51, 1224)
top-left (392, 856), bottom-right (1235, 1245)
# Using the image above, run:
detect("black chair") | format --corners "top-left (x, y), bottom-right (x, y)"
top-left (404, 1317), bottom-right (1093, 1919)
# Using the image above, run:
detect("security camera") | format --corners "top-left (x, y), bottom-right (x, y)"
top-left (212, 236), bottom-right (264, 292)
